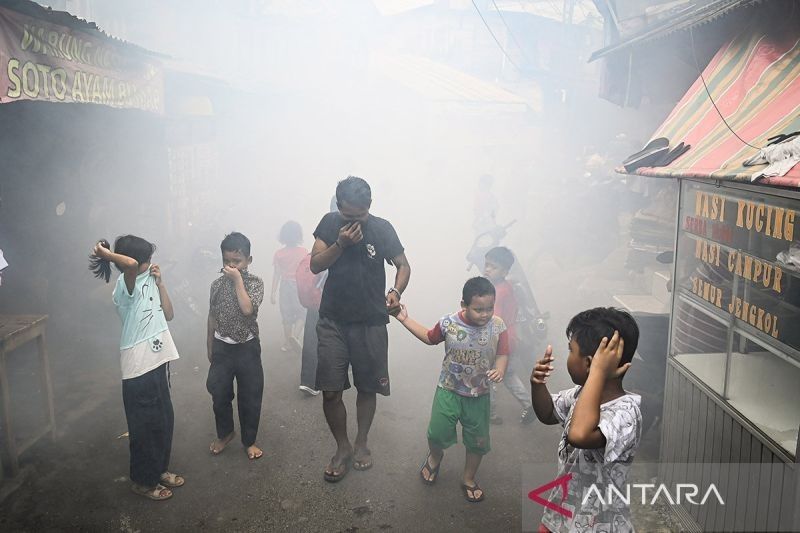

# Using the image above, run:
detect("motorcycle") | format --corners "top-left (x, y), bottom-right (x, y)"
top-left (466, 220), bottom-right (517, 273)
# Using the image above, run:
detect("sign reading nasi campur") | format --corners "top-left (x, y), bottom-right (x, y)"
top-left (680, 184), bottom-right (799, 343)
top-left (0, 6), bottom-right (163, 112)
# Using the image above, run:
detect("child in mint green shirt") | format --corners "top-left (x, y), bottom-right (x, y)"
top-left (91, 235), bottom-right (183, 501)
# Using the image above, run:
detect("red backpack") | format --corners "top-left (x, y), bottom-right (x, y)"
top-left (295, 254), bottom-right (324, 310)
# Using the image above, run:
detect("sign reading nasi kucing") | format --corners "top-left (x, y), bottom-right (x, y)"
top-left (677, 180), bottom-right (800, 353)
top-left (0, 6), bottom-right (163, 112)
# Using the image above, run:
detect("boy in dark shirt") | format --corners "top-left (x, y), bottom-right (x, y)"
top-left (206, 232), bottom-right (265, 460)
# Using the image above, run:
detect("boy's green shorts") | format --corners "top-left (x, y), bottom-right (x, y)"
top-left (427, 387), bottom-right (491, 455)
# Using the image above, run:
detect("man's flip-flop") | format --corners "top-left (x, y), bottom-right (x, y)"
top-left (353, 448), bottom-right (373, 471)
top-left (131, 483), bottom-right (173, 501)
top-left (159, 472), bottom-right (185, 488)
top-left (461, 482), bottom-right (484, 503)
top-left (419, 453), bottom-right (441, 485)
top-left (323, 456), bottom-right (351, 483)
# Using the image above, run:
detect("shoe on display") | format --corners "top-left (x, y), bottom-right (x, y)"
top-left (622, 137), bottom-right (670, 172)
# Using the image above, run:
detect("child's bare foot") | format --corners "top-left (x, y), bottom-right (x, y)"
top-left (246, 445), bottom-right (263, 460)
top-left (210, 432), bottom-right (235, 455)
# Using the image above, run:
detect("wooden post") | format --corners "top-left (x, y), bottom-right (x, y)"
top-left (37, 331), bottom-right (56, 440)
top-left (0, 347), bottom-right (19, 477)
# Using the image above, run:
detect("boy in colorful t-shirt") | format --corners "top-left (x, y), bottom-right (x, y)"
top-left (394, 276), bottom-right (509, 502)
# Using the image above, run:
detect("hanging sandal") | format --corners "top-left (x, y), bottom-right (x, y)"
top-left (461, 482), bottom-right (485, 503)
top-left (419, 453), bottom-right (442, 485)
top-left (131, 483), bottom-right (173, 501)
top-left (622, 137), bottom-right (670, 172)
top-left (159, 472), bottom-right (185, 488)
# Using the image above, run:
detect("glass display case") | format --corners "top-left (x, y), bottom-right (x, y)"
top-left (670, 180), bottom-right (800, 458)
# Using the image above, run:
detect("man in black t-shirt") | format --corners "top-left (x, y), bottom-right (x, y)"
top-left (310, 176), bottom-right (411, 482)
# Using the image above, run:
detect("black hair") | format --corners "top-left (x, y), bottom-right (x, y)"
top-left (88, 235), bottom-right (155, 283)
top-left (485, 246), bottom-right (515, 271)
top-left (221, 232), bottom-right (251, 257)
top-left (566, 307), bottom-right (639, 367)
top-left (462, 276), bottom-right (496, 306)
top-left (278, 221), bottom-right (303, 246)
top-left (336, 176), bottom-right (372, 209)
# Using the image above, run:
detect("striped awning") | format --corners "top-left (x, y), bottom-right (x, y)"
top-left (632, 25), bottom-right (800, 187)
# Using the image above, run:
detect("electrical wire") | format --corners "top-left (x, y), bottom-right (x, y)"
top-left (689, 23), bottom-right (760, 149)
top-left (490, 0), bottom-right (531, 64)
top-left (470, 0), bottom-right (522, 72)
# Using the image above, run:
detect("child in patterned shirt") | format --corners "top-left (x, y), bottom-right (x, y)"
top-left (531, 307), bottom-right (641, 532)
top-left (394, 276), bottom-right (509, 503)
top-left (206, 232), bottom-right (265, 460)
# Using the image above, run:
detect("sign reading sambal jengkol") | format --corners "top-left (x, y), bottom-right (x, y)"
top-left (0, 5), bottom-right (163, 112)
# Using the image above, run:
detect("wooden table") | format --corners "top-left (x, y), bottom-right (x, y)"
top-left (0, 315), bottom-right (56, 477)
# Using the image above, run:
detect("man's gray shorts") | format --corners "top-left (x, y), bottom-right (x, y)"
top-left (315, 317), bottom-right (390, 395)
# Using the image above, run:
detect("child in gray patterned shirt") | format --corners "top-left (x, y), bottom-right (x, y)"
top-left (531, 307), bottom-right (641, 533)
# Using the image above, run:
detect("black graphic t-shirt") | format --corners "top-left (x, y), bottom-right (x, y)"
top-left (313, 212), bottom-right (404, 325)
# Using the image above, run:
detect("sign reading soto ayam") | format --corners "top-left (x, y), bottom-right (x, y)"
top-left (0, 6), bottom-right (163, 113)
top-left (680, 183), bottom-right (800, 350)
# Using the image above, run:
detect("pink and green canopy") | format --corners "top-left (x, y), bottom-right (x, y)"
top-left (634, 27), bottom-right (800, 187)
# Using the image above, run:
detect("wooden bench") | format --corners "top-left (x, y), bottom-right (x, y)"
top-left (0, 315), bottom-right (56, 477)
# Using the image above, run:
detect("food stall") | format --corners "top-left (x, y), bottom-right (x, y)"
top-left (622, 21), bottom-right (800, 532)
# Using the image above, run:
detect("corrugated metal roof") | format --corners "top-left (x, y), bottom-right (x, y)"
top-left (370, 52), bottom-right (537, 110)
top-left (0, 0), bottom-right (164, 57)
top-left (490, 0), bottom-right (602, 28)
top-left (589, 0), bottom-right (761, 62)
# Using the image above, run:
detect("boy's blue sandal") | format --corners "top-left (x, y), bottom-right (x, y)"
top-left (420, 453), bottom-right (442, 485)
top-left (461, 482), bottom-right (484, 503)
top-left (324, 455), bottom-right (351, 483)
